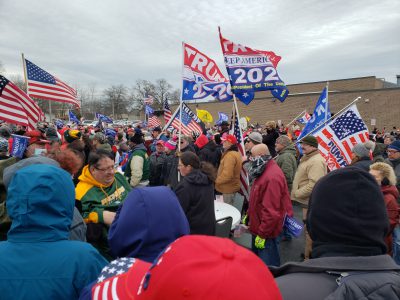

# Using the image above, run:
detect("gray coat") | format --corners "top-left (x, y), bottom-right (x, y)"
top-left (271, 255), bottom-right (400, 300)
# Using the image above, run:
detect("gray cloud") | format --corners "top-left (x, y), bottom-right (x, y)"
top-left (0, 0), bottom-right (399, 93)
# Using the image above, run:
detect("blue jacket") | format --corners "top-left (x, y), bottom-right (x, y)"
top-left (0, 165), bottom-right (107, 300)
top-left (108, 186), bottom-right (190, 261)
top-left (79, 186), bottom-right (190, 300)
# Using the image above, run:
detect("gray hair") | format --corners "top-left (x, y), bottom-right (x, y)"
top-left (276, 135), bottom-right (292, 147)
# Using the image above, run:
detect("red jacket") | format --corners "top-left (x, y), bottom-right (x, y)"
top-left (248, 160), bottom-right (293, 239)
top-left (381, 185), bottom-right (399, 255)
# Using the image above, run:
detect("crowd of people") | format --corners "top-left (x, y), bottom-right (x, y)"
top-left (0, 118), bottom-right (399, 299)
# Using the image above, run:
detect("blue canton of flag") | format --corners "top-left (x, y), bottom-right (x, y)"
top-left (217, 112), bottom-right (229, 125)
top-left (298, 87), bottom-right (330, 141)
top-left (145, 105), bottom-right (154, 116)
top-left (329, 109), bottom-right (367, 140)
top-left (96, 257), bottom-right (136, 283)
top-left (68, 110), bottom-right (80, 124)
top-left (95, 113), bottom-right (113, 123)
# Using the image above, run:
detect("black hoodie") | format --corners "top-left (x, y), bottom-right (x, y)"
top-left (174, 169), bottom-right (216, 235)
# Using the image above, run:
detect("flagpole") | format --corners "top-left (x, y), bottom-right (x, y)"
top-left (286, 109), bottom-right (306, 128)
top-left (297, 96), bottom-right (362, 142)
top-left (325, 82), bottom-right (329, 123)
top-left (21, 53), bottom-right (28, 92)
top-left (177, 42), bottom-right (187, 182)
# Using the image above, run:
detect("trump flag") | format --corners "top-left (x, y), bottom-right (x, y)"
top-left (182, 43), bottom-right (233, 102)
top-left (219, 28), bottom-right (288, 105)
top-left (314, 104), bottom-right (369, 171)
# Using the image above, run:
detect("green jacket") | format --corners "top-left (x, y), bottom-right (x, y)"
top-left (275, 144), bottom-right (298, 192)
top-left (76, 165), bottom-right (131, 224)
top-left (124, 144), bottom-right (150, 187)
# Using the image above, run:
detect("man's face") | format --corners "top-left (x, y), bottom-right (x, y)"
top-left (275, 142), bottom-right (285, 153)
top-left (179, 139), bottom-right (188, 150)
top-left (387, 149), bottom-right (400, 161)
top-left (151, 131), bottom-right (159, 138)
top-left (90, 157), bottom-right (115, 186)
top-left (244, 139), bottom-right (255, 152)
top-left (222, 140), bottom-right (232, 150)
top-left (301, 143), bottom-right (316, 155)
top-left (384, 137), bottom-right (392, 145)
top-left (156, 143), bottom-right (165, 153)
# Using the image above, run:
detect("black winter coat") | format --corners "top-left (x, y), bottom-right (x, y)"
top-left (262, 129), bottom-right (279, 157)
top-left (197, 140), bottom-right (222, 168)
top-left (174, 169), bottom-right (216, 235)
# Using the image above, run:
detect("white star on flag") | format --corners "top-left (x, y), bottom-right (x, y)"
top-left (184, 88), bottom-right (189, 94)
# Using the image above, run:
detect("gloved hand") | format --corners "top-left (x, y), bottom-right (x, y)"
top-left (241, 213), bottom-right (248, 225)
top-left (254, 235), bottom-right (266, 249)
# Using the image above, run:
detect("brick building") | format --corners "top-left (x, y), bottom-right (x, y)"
top-left (172, 76), bottom-right (400, 131)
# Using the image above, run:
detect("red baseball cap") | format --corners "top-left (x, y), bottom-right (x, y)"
top-left (156, 140), bottom-right (165, 146)
top-left (221, 133), bottom-right (237, 145)
top-left (92, 235), bottom-right (282, 299)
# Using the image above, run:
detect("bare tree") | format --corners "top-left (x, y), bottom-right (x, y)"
top-left (129, 78), bottom-right (179, 110)
top-left (9, 75), bottom-right (26, 91)
top-left (103, 84), bottom-right (129, 119)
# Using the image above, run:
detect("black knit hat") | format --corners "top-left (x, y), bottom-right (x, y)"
top-left (307, 167), bottom-right (388, 258)
top-left (130, 129), bottom-right (144, 145)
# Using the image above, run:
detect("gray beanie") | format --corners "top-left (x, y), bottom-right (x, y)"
top-left (352, 144), bottom-right (370, 159)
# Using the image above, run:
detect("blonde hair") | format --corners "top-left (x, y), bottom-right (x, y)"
top-left (265, 121), bottom-right (276, 129)
top-left (370, 162), bottom-right (397, 186)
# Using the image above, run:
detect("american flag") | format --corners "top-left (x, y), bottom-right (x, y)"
top-left (148, 115), bottom-right (161, 128)
top-left (297, 112), bottom-right (311, 125)
top-left (165, 102), bottom-right (203, 136)
top-left (0, 75), bottom-right (43, 130)
top-left (163, 99), bottom-right (172, 124)
top-left (230, 104), bottom-right (250, 206)
top-left (315, 104), bottom-right (369, 171)
top-left (25, 59), bottom-right (80, 108)
top-left (92, 257), bottom-right (135, 300)
top-left (144, 94), bottom-right (154, 105)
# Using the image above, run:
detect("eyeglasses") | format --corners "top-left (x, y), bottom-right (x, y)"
top-left (95, 166), bottom-right (115, 172)
top-left (387, 150), bottom-right (399, 154)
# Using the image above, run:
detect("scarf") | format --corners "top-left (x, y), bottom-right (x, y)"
top-left (248, 155), bottom-right (271, 181)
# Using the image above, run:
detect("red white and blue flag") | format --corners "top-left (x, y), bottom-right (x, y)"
top-left (297, 111), bottom-right (311, 125)
top-left (144, 94), bottom-right (154, 105)
top-left (164, 102), bottom-right (203, 136)
top-left (219, 28), bottom-right (288, 105)
top-left (25, 59), bottom-right (80, 108)
top-left (147, 115), bottom-right (162, 129)
top-left (163, 99), bottom-right (172, 124)
top-left (0, 75), bottom-right (44, 130)
top-left (314, 104), bottom-right (369, 171)
top-left (182, 43), bottom-right (232, 102)
top-left (230, 104), bottom-right (250, 205)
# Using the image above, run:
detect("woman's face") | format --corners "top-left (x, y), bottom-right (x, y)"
top-left (178, 159), bottom-right (192, 177)
top-left (369, 169), bottom-right (383, 185)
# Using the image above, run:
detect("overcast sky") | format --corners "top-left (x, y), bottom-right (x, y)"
top-left (1, 0), bottom-right (399, 94)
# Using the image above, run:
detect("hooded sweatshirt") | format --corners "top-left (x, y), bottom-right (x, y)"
top-left (108, 186), bottom-right (190, 261)
top-left (76, 165), bottom-right (131, 223)
top-left (174, 169), bottom-right (216, 235)
top-left (0, 165), bottom-right (107, 300)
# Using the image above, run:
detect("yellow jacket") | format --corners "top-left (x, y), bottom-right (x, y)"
top-left (215, 150), bottom-right (242, 194)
